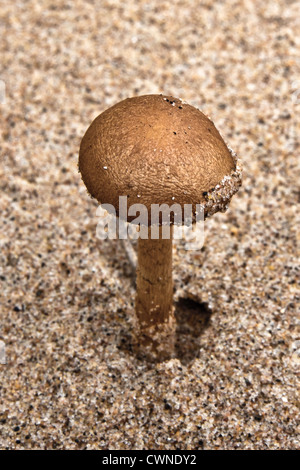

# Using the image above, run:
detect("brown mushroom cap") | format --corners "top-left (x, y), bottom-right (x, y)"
top-left (79, 94), bottom-right (241, 222)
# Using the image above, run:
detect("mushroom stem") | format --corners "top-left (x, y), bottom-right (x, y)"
top-left (135, 225), bottom-right (175, 361)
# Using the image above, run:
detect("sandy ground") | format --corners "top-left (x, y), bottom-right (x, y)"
top-left (0, 0), bottom-right (299, 450)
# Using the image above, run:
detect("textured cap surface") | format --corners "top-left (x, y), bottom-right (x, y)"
top-left (79, 94), bottom-right (240, 221)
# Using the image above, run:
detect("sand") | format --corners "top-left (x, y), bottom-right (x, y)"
top-left (0, 0), bottom-right (299, 450)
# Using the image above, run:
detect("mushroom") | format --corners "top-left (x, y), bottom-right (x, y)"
top-left (79, 94), bottom-right (242, 361)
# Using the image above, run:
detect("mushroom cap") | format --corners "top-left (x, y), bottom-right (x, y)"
top-left (79, 94), bottom-right (241, 223)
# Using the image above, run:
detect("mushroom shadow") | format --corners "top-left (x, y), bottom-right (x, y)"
top-left (174, 297), bottom-right (213, 365)
top-left (117, 296), bottom-right (213, 365)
